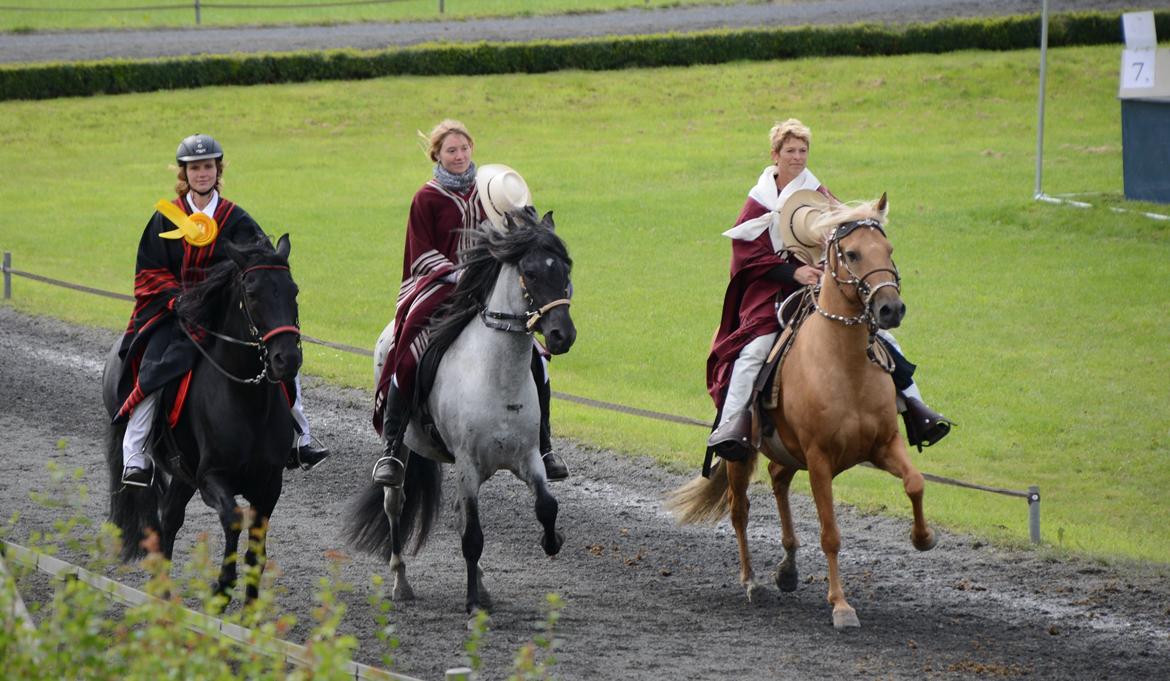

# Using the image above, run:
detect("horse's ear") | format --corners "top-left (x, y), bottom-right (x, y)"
top-left (876, 192), bottom-right (889, 220)
top-left (275, 233), bottom-right (291, 260)
top-left (541, 210), bottom-right (555, 231)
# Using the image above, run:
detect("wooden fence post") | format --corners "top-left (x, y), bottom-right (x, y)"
top-left (4, 252), bottom-right (11, 299)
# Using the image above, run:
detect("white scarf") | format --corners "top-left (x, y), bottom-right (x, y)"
top-left (722, 167), bottom-right (821, 252)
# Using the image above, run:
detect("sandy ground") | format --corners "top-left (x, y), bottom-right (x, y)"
top-left (2, 305), bottom-right (1168, 680)
top-left (0, 0), bottom-right (1141, 64)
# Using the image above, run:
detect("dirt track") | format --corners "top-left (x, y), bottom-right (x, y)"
top-left (2, 305), bottom-right (1168, 680)
top-left (0, 0), bottom-right (1140, 64)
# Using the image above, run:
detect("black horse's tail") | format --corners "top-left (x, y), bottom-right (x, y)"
top-left (344, 453), bottom-right (442, 560)
top-left (105, 421), bottom-right (160, 562)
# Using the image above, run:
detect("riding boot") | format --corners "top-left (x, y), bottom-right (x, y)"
top-left (373, 383), bottom-right (411, 487)
top-left (536, 371), bottom-right (569, 481)
top-left (287, 376), bottom-right (331, 470)
top-left (900, 394), bottom-right (953, 452)
top-left (706, 408), bottom-right (754, 461)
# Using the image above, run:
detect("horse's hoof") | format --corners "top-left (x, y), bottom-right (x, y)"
top-left (744, 580), bottom-right (757, 603)
top-left (467, 609), bottom-right (492, 631)
top-left (775, 566), bottom-right (799, 593)
top-left (542, 530), bottom-right (563, 556)
top-left (832, 607), bottom-right (861, 630)
top-left (913, 528), bottom-right (937, 552)
top-left (392, 579), bottom-right (415, 601)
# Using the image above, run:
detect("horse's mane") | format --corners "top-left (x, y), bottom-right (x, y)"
top-left (427, 208), bottom-right (571, 350)
top-left (811, 198), bottom-right (889, 238)
top-left (176, 237), bottom-right (282, 329)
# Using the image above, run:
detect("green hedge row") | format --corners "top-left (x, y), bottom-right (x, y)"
top-left (2, 10), bottom-right (1165, 101)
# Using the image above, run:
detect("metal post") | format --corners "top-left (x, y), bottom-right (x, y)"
top-left (3, 252), bottom-right (11, 299)
top-left (1034, 0), bottom-right (1049, 199)
top-left (1027, 485), bottom-right (1041, 544)
top-left (446, 668), bottom-right (472, 681)
top-left (195, 0), bottom-right (201, 25)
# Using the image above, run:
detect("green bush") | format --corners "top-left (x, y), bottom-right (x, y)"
top-left (2, 10), bottom-right (1165, 101)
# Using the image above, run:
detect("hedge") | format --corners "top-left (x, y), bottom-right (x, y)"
top-left (1, 10), bottom-right (1166, 101)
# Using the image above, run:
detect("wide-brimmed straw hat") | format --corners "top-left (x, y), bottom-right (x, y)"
top-left (476, 164), bottom-right (532, 229)
top-left (777, 189), bottom-right (832, 265)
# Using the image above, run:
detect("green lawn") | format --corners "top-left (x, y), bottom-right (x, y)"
top-left (1, 44), bottom-right (1167, 565)
top-left (0, 0), bottom-right (748, 32)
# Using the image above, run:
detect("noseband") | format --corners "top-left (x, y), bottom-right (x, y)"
top-left (813, 218), bottom-right (901, 328)
top-left (480, 272), bottom-right (572, 335)
top-left (181, 263), bottom-right (301, 385)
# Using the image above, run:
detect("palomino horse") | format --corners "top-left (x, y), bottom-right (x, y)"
top-left (102, 236), bottom-right (301, 604)
top-left (346, 209), bottom-right (575, 618)
top-left (669, 194), bottom-right (936, 629)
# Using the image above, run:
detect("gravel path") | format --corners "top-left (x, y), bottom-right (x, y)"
top-left (3, 304), bottom-right (1169, 680)
top-left (0, 0), bottom-right (1138, 64)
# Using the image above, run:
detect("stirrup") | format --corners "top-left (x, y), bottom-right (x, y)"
top-left (372, 455), bottom-right (406, 488)
top-left (121, 464), bottom-right (154, 489)
top-left (706, 409), bottom-right (754, 461)
top-left (541, 451), bottom-right (570, 482)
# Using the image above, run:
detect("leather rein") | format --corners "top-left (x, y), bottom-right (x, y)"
top-left (179, 263), bottom-right (301, 385)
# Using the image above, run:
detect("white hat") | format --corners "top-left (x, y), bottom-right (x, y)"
top-left (476, 164), bottom-right (532, 229)
top-left (778, 189), bottom-right (833, 265)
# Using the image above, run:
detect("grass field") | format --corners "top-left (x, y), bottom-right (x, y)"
top-left (1, 44), bottom-right (1167, 565)
top-left (0, 0), bottom-right (739, 32)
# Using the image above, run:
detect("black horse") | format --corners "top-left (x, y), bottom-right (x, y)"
top-left (102, 235), bottom-right (301, 604)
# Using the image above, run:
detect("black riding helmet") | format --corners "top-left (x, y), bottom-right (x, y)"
top-left (176, 134), bottom-right (224, 164)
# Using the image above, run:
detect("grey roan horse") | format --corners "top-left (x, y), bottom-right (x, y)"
top-left (345, 209), bottom-right (575, 616)
top-left (102, 236), bottom-right (301, 605)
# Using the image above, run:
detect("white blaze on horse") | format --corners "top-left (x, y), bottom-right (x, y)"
top-left (670, 194), bottom-right (936, 630)
top-left (346, 208), bottom-right (575, 619)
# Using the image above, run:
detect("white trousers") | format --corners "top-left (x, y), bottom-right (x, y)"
top-left (121, 373), bottom-right (314, 467)
top-left (719, 332), bottom-right (777, 426)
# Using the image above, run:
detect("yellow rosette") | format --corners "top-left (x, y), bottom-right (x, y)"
top-left (155, 199), bottom-right (218, 247)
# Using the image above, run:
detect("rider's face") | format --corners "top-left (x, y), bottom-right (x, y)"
top-left (772, 137), bottom-right (809, 178)
top-left (437, 133), bottom-right (473, 175)
top-left (185, 159), bottom-right (218, 195)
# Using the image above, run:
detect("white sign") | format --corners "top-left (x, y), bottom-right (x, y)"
top-left (1121, 49), bottom-right (1156, 89)
top-left (1120, 12), bottom-right (1158, 90)
top-left (1122, 11), bottom-right (1157, 50)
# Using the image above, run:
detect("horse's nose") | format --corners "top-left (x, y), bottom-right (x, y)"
top-left (545, 323), bottom-right (577, 355)
top-left (269, 347), bottom-right (302, 380)
top-left (876, 299), bottom-right (906, 329)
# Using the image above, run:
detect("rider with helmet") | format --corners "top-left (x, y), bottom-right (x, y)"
top-left (113, 134), bottom-right (330, 487)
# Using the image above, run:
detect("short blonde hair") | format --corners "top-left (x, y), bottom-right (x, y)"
top-left (423, 119), bottom-right (475, 162)
top-left (769, 118), bottom-right (811, 154)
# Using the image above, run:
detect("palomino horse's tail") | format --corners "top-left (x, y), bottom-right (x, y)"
top-left (666, 453), bottom-right (757, 525)
top-left (105, 421), bottom-right (160, 562)
top-left (343, 453), bottom-right (442, 560)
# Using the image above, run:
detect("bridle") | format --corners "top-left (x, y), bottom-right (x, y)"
top-left (812, 218), bottom-right (901, 328)
top-left (480, 271), bottom-right (572, 335)
top-left (810, 218), bottom-right (901, 373)
top-left (180, 263), bottom-right (301, 385)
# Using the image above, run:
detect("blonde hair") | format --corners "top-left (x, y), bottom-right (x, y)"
top-left (769, 118), bottom-right (811, 154)
top-left (421, 119), bottom-right (475, 162)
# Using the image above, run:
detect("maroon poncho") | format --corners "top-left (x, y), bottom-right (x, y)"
top-left (373, 180), bottom-right (484, 432)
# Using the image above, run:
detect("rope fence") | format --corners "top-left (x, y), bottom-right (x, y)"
top-left (0, 249), bottom-right (1042, 543)
top-left (0, 0), bottom-right (447, 24)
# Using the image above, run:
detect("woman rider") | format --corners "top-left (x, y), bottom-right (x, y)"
top-left (372, 120), bottom-right (569, 487)
top-left (115, 134), bottom-right (329, 487)
top-left (706, 119), bottom-right (952, 460)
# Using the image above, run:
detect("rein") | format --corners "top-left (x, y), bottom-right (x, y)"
top-left (180, 263), bottom-right (301, 385)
